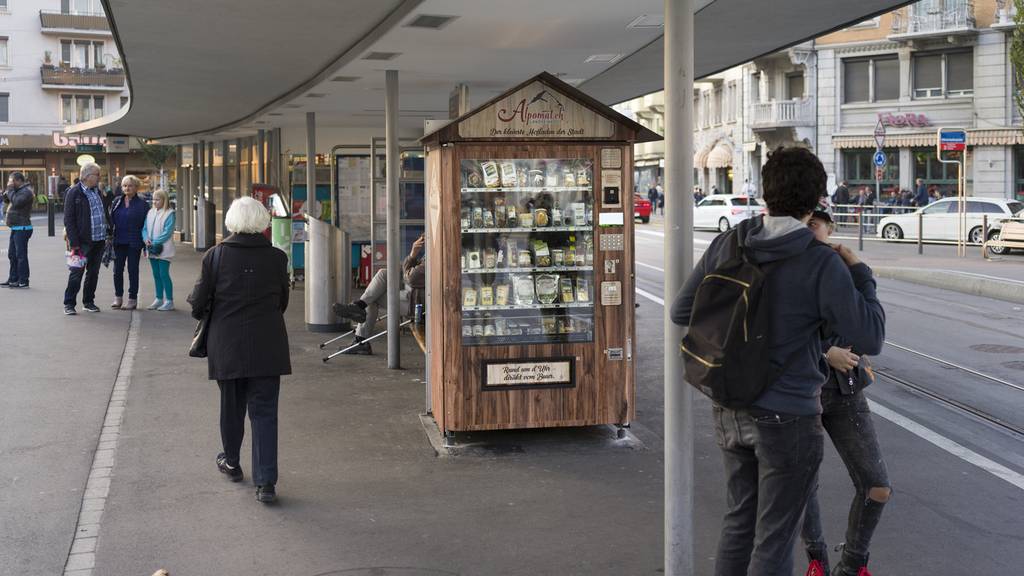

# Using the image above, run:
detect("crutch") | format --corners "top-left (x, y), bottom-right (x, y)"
top-left (323, 319), bottom-right (411, 363)
top-left (318, 314), bottom-right (388, 349)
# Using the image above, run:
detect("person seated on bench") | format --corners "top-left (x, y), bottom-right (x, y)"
top-left (333, 234), bottom-right (425, 355)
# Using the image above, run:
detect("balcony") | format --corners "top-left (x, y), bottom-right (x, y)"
top-left (40, 66), bottom-right (125, 90)
top-left (749, 98), bottom-right (815, 130)
top-left (992, 2), bottom-right (1018, 30)
top-left (39, 10), bottom-right (111, 35)
top-left (889, 1), bottom-right (976, 40)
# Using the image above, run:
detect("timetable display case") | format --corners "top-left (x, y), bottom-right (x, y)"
top-left (422, 73), bottom-right (660, 433)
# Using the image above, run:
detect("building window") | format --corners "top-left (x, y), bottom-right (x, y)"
top-left (842, 148), bottom-right (900, 192)
top-left (913, 148), bottom-right (962, 196)
top-left (751, 72), bottom-right (761, 103)
top-left (61, 40), bottom-right (72, 66)
top-left (67, 0), bottom-right (103, 15)
top-left (61, 95), bottom-right (73, 124)
top-left (0, 0), bottom-right (8, 11)
top-left (786, 73), bottom-right (804, 99)
top-left (62, 94), bottom-right (105, 124)
top-left (93, 95), bottom-right (104, 118)
top-left (0, 37), bottom-right (8, 68)
top-left (120, 96), bottom-right (129, 108)
top-left (913, 50), bottom-right (973, 98)
top-left (0, 93), bottom-right (9, 123)
top-left (1015, 146), bottom-right (1024, 201)
top-left (725, 81), bottom-right (737, 121)
top-left (843, 55), bottom-right (899, 103)
top-left (712, 86), bottom-right (723, 125)
top-left (93, 42), bottom-right (104, 68)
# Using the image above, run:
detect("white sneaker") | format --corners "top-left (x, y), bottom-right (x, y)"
top-left (157, 300), bottom-right (175, 311)
top-left (147, 299), bottom-right (163, 310)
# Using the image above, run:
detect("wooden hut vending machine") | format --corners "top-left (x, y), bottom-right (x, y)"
top-left (422, 73), bottom-right (660, 434)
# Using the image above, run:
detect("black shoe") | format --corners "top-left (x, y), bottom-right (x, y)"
top-left (8, 282), bottom-right (28, 289)
top-left (342, 339), bottom-right (373, 355)
top-left (332, 301), bottom-right (367, 323)
top-left (64, 305), bottom-right (77, 316)
top-left (83, 303), bottom-right (101, 313)
top-left (255, 484), bottom-right (276, 503)
top-left (216, 453), bottom-right (243, 482)
top-left (0, 280), bottom-right (11, 287)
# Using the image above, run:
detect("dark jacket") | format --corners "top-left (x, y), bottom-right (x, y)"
top-left (671, 216), bottom-right (885, 415)
top-left (188, 234), bottom-right (291, 381)
top-left (3, 184), bottom-right (34, 227)
top-left (833, 185), bottom-right (850, 205)
top-left (63, 182), bottom-right (111, 248)
top-left (110, 194), bottom-right (150, 249)
top-left (914, 184), bottom-right (929, 207)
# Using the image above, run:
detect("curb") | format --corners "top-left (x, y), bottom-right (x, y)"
top-left (874, 266), bottom-right (1024, 305)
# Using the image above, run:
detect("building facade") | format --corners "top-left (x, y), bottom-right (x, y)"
top-left (616, 0), bottom-right (1023, 203)
top-left (0, 0), bottom-right (155, 195)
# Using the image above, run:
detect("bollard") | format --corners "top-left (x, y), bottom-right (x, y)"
top-left (918, 211), bottom-right (923, 255)
top-left (858, 210), bottom-right (863, 251)
top-left (47, 199), bottom-right (56, 237)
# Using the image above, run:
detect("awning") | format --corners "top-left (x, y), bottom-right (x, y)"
top-left (833, 129), bottom-right (1024, 149)
top-left (694, 145), bottom-right (712, 169)
top-left (706, 141), bottom-right (734, 169)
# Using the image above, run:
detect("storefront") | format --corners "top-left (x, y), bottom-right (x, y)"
top-left (1015, 146), bottom-right (1024, 201)
top-left (841, 148), bottom-right (900, 198)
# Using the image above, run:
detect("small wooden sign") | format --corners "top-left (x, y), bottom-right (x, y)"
top-left (601, 147), bottom-right (622, 168)
top-left (483, 357), bottom-right (575, 390)
top-left (459, 81), bottom-right (615, 140)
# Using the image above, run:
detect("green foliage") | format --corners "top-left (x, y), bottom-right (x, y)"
top-left (1011, 0), bottom-right (1024, 129)
top-left (135, 138), bottom-right (176, 171)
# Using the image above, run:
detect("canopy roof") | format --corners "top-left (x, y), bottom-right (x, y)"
top-left (78, 0), bottom-right (914, 141)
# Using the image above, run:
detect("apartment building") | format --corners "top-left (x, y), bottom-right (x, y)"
top-left (0, 0), bottom-right (147, 194)
top-left (617, 0), bottom-right (1023, 202)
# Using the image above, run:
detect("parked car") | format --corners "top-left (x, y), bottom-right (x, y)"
top-left (634, 193), bottom-right (652, 223)
top-left (877, 197), bottom-right (1023, 244)
top-left (694, 195), bottom-right (765, 232)
top-left (986, 205), bottom-right (1024, 255)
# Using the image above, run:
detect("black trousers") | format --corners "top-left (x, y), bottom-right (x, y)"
top-left (217, 376), bottom-right (280, 486)
top-left (64, 241), bottom-right (105, 307)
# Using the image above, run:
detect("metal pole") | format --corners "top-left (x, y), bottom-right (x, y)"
top-left (221, 140), bottom-right (229, 239)
top-left (257, 129), bottom-right (266, 184)
top-left (918, 211), bottom-right (923, 255)
top-left (664, 0), bottom-right (695, 573)
top-left (858, 209), bottom-right (864, 251)
top-left (385, 70), bottom-right (401, 369)
top-left (234, 138), bottom-right (242, 199)
top-left (983, 213), bottom-right (988, 252)
top-left (370, 138), bottom-right (378, 279)
top-left (197, 140), bottom-right (206, 250)
top-left (46, 175), bottom-right (56, 237)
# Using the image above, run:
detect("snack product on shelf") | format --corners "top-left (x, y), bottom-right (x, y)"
top-left (500, 161), bottom-right (517, 187)
top-left (512, 274), bottom-right (536, 305)
top-left (481, 161), bottom-right (500, 188)
top-left (535, 274), bottom-right (559, 305)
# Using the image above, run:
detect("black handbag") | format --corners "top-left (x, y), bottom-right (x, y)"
top-left (189, 246), bottom-right (223, 358)
top-left (148, 242), bottom-right (163, 256)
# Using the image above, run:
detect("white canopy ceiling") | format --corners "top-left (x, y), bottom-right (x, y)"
top-left (77, 0), bottom-right (914, 141)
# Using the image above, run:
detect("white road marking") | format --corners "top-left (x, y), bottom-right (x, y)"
top-left (634, 283), bottom-right (1024, 491)
top-left (635, 229), bottom-right (713, 245)
top-left (868, 400), bottom-right (1024, 492)
top-left (636, 261), bottom-right (664, 273)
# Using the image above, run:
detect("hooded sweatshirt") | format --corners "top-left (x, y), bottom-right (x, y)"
top-left (671, 215), bottom-right (885, 415)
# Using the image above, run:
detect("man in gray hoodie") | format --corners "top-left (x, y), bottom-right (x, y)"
top-left (2, 172), bottom-right (35, 288)
top-left (671, 147), bottom-right (885, 576)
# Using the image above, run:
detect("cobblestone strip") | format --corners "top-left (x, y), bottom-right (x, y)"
top-left (63, 310), bottom-right (140, 576)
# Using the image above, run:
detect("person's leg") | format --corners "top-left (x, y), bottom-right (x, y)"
top-left (826, 390), bottom-right (891, 574)
top-left (5, 232), bottom-right (15, 283)
top-left (362, 268), bottom-right (387, 304)
top-left (217, 379), bottom-right (248, 466)
top-left (64, 247), bottom-right (88, 307)
top-left (161, 260), bottom-right (173, 302)
top-left (800, 477), bottom-right (829, 571)
top-left (713, 406), bottom-right (760, 576)
top-left (16, 229), bottom-right (31, 284)
top-left (126, 247), bottom-right (141, 300)
top-left (747, 410), bottom-right (824, 576)
top-left (82, 243), bottom-right (104, 306)
top-left (112, 244), bottom-right (128, 298)
top-left (149, 258), bottom-right (164, 301)
top-left (246, 376), bottom-right (280, 487)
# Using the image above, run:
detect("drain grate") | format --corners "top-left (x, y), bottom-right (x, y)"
top-left (970, 344), bottom-right (1024, 354)
top-left (1002, 361), bottom-right (1024, 371)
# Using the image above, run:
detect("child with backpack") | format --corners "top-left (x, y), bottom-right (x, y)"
top-left (800, 210), bottom-right (890, 576)
top-left (671, 147), bottom-right (885, 576)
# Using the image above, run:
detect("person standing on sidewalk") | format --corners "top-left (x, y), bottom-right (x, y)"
top-left (142, 189), bottom-right (176, 311)
top-left (2, 172), bottom-right (35, 289)
top-left (188, 197), bottom-right (290, 504)
top-left (801, 210), bottom-right (891, 576)
top-left (671, 147), bottom-right (885, 576)
top-left (63, 162), bottom-right (111, 315)
top-left (914, 178), bottom-right (929, 207)
top-left (109, 175), bottom-right (150, 310)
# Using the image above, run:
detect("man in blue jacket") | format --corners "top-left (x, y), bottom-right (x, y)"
top-left (63, 162), bottom-right (111, 315)
top-left (671, 147), bottom-right (885, 576)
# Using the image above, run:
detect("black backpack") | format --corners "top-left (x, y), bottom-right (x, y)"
top-left (680, 230), bottom-right (822, 408)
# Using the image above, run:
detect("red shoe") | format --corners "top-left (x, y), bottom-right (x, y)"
top-left (805, 560), bottom-right (829, 576)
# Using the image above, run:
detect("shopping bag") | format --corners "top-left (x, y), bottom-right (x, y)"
top-left (66, 249), bottom-right (87, 270)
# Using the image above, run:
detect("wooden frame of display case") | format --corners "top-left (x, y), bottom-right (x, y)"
top-left (422, 73), bottom-right (660, 433)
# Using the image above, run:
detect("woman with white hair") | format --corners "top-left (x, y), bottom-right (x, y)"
top-left (188, 196), bottom-right (290, 504)
top-left (109, 174), bottom-right (149, 310)
top-left (141, 189), bottom-right (176, 310)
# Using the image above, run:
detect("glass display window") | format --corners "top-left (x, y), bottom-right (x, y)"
top-left (459, 158), bottom-right (595, 346)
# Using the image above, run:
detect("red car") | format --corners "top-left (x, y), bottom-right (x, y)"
top-left (634, 193), bottom-right (653, 223)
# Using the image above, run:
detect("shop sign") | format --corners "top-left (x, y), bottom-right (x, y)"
top-left (459, 81), bottom-right (614, 139)
top-left (483, 357), bottom-right (575, 389)
top-left (878, 112), bottom-right (930, 128)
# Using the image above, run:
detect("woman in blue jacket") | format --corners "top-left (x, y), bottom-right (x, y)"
top-left (142, 188), bottom-right (176, 310)
top-left (110, 175), bottom-right (150, 310)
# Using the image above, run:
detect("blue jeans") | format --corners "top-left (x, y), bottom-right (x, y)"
top-left (7, 228), bottom-right (32, 283)
top-left (113, 244), bottom-right (142, 299)
top-left (713, 405), bottom-right (824, 576)
top-left (149, 258), bottom-right (173, 301)
top-left (218, 377), bottom-right (280, 486)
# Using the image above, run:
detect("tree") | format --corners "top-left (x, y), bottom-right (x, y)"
top-left (1011, 0), bottom-right (1024, 130)
top-left (136, 138), bottom-right (175, 191)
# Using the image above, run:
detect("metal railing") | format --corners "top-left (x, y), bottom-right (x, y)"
top-left (750, 98), bottom-right (815, 129)
top-left (39, 10), bottom-right (110, 31)
top-left (890, 1), bottom-right (975, 36)
top-left (40, 66), bottom-right (125, 88)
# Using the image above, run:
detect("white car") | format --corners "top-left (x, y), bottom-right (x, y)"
top-left (876, 197), bottom-right (1024, 244)
top-left (694, 195), bottom-right (765, 232)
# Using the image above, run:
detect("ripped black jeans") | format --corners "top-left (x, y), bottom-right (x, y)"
top-left (801, 387), bottom-right (890, 563)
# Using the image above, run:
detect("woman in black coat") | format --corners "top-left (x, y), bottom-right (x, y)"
top-left (188, 197), bottom-right (290, 504)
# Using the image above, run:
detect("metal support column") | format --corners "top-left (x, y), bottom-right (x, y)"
top-left (196, 140), bottom-right (207, 250)
top-left (273, 127), bottom-right (283, 190)
top-left (304, 112), bottom-right (340, 332)
top-left (234, 139), bottom-right (243, 199)
top-left (175, 145), bottom-right (183, 234)
top-left (257, 129), bottom-right (266, 183)
top-left (385, 69), bottom-right (401, 369)
top-left (220, 140), bottom-right (229, 238)
top-left (664, 0), bottom-right (695, 574)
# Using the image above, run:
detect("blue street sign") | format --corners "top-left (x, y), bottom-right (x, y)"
top-left (873, 150), bottom-right (887, 167)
